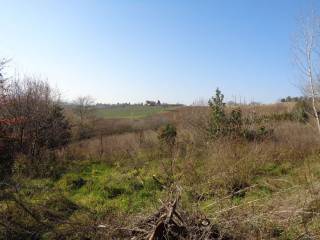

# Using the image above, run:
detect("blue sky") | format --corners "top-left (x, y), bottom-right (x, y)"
top-left (0, 0), bottom-right (318, 104)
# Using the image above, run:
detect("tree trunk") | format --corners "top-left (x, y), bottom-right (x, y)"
top-left (308, 68), bottom-right (320, 135)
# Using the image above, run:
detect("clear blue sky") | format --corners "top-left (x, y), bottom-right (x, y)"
top-left (0, 0), bottom-right (318, 104)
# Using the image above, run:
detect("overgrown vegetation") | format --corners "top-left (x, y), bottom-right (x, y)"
top-left (1, 60), bottom-right (320, 239)
top-left (208, 88), bottom-right (274, 142)
top-left (0, 77), bottom-right (71, 179)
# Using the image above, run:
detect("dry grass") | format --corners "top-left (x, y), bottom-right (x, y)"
top-left (3, 102), bottom-right (320, 239)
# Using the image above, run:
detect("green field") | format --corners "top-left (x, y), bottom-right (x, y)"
top-left (93, 105), bottom-right (178, 119)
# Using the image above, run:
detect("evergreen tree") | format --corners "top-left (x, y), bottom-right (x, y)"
top-left (208, 88), bottom-right (226, 138)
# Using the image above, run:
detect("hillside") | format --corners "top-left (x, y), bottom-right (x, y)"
top-left (2, 99), bottom-right (320, 239)
top-left (2, 2), bottom-right (320, 239)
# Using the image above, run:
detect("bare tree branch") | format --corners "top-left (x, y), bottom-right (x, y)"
top-left (294, 9), bottom-right (320, 136)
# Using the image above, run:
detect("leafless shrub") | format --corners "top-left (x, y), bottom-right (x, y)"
top-left (1, 76), bottom-right (71, 177)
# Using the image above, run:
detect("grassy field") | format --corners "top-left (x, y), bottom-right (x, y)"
top-left (93, 105), bottom-right (178, 119)
top-left (21, 162), bottom-right (163, 215)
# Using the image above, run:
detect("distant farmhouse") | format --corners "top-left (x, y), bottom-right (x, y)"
top-left (145, 100), bottom-right (161, 106)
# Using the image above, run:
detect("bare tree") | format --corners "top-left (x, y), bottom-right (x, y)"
top-left (294, 10), bottom-right (320, 135)
top-left (73, 95), bottom-right (94, 123)
top-left (0, 58), bottom-right (9, 97)
top-left (0, 75), bottom-right (71, 178)
top-left (2, 77), bottom-right (71, 154)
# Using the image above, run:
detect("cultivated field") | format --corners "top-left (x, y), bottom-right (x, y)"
top-left (92, 105), bottom-right (179, 119)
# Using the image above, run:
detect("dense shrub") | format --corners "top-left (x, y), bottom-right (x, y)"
top-left (75, 122), bottom-right (94, 140)
top-left (228, 107), bottom-right (243, 136)
top-left (243, 100), bottom-right (310, 124)
top-left (158, 124), bottom-right (177, 182)
top-left (12, 151), bottom-right (66, 179)
top-left (158, 123), bottom-right (177, 150)
top-left (2, 79), bottom-right (71, 154)
top-left (1, 78), bottom-right (71, 178)
top-left (242, 126), bottom-right (274, 141)
top-left (208, 89), bottom-right (273, 141)
top-left (158, 124), bottom-right (177, 145)
top-left (41, 105), bottom-right (71, 148)
top-left (292, 100), bottom-right (310, 123)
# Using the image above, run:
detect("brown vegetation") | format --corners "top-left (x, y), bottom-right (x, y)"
top-left (1, 81), bottom-right (320, 239)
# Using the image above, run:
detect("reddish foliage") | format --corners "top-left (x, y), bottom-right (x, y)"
top-left (0, 117), bottom-right (25, 126)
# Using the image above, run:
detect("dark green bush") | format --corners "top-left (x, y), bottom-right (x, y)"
top-left (158, 123), bottom-right (177, 157)
top-left (208, 88), bottom-right (227, 138)
top-left (243, 126), bottom-right (273, 142)
top-left (292, 100), bottom-right (310, 123)
top-left (208, 89), bottom-right (273, 141)
top-left (158, 123), bottom-right (177, 146)
top-left (228, 108), bottom-right (243, 136)
top-left (76, 123), bottom-right (94, 140)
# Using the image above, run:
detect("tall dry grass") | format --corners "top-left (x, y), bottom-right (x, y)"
top-left (56, 103), bottom-right (320, 238)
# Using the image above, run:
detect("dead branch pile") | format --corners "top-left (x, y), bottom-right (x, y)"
top-left (115, 192), bottom-right (235, 240)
